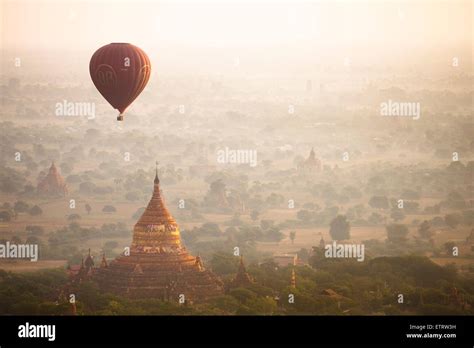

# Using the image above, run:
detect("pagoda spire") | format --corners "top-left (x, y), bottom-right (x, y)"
top-left (231, 255), bottom-right (253, 287)
top-left (319, 232), bottom-right (325, 249)
top-left (70, 302), bottom-right (77, 315)
top-left (131, 162), bottom-right (179, 251)
top-left (154, 161), bottom-right (159, 185)
top-left (291, 268), bottom-right (296, 289)
top-left (100, 253), bottom-right (108, 268)
top-left (84, 248), bottom-right (94, 270)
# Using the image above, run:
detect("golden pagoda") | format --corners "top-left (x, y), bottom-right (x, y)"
top-left (95, 165), bottom-right (224, 302)
top-left (37, 161), bottom-right (68, 196)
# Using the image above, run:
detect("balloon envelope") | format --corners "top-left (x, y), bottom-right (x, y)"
top-left (89, 43), bottom-right (151, 120)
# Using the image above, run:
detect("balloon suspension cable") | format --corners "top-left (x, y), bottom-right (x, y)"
top-left (117, 113), bottom-right (124, 121)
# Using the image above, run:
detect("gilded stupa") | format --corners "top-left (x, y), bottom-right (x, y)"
top-left (96, 164), bottom-right (224, 302)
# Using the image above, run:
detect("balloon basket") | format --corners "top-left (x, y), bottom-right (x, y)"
top-left (117, 114), bottom-right (124, 121)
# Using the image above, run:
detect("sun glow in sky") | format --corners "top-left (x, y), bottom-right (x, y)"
top-left (1, 0), bottom-right (471, 50)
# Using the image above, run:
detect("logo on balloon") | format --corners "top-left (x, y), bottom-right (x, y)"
top-left (95, 64), bottom-right (117, 89)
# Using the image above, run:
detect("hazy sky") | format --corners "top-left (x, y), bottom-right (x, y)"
top-left (1, 0), bottom-right (471, 51)
top-left (0, 0), bottom-right (472, 78)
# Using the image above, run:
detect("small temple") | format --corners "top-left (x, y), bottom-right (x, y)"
top-left (319, 233), bottom-right (326, 249)
top-left (37, 161), bottom-right (68, 196)
top-left (229, 256), bottom-right (253, 288)
top-left (94, 164), bottom-right (224, 302)
top-left (297, 148), bottom-right (322, 176)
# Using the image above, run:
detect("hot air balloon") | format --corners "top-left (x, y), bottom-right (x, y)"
top-left (89, 43), bottom-right (151, 121)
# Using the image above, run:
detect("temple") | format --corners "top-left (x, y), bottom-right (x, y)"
top-left (229, 256), bottom-right (253, 288)
top-left (37, 161), bottom-right (68, 196)
top-left (95, 165), bottom-right (224, 302)
top-left (298, 148), bottom-right (322, 176)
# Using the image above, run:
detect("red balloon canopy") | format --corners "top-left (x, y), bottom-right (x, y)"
top-left (89, 43), bottom-right (151, 121)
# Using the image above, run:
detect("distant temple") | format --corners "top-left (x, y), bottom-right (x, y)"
top-left (65, 249), bottom-right (95, 281)
top-left (204, 179), bottom-right (244, 212)
top-left (37, 162), bottom-right (68, 196)
top-left (298, 148), bottom-right (322, 176)
top-left (229, 256), bottom-right (253, 288)
top-left (319, 234), bottom-right (326, 249)
top-left (94, 165), bottom-right (224, 302)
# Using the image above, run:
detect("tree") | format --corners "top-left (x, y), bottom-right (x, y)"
top-left (296, 210), bottom-right (312, 223)
top-left (368, 212), bottom-right (384, 225)
top-left (209, 252), bottom-right (239, 275)
top-left (418, 220), bottom-right (433, 239)
top-left (390, 210), bottom-right (405, 222)
top-left (14, 201), bottom-right (29, 213)
top-left (445, 213), bottom-right (462, 229)
top-left (250, 210), bottom-right (259, 222)
top-left (25, 236), bottom-right (41, 245)
top-left (23, 184), bottom-right (36, 195)
top-left (25, 225), bottom-right (44, 235)
top-left (29, 205), bottom-right (43, 216)
top-left (260, 220), bottom-right (274, 230)
top-left (85, 203), bottom-right (92, 215)
top-left (102, 205), bottom-right (117, 213)
top-left (443, 241), bottom-right (456, 255)
top-left (369, 196), bottom-right (389, 210)
top-left (463, 210), bottom-right (474, 226)
top-left (60, 162), bottom-right (73, 175)
top-left (386, 224), bottom-right (409, 244)
top-left (0, 211), bottom-right (13, 221)
top-left (401, 189), bottom-right (421, 200)
top-left (264, 228), bottom-right (284, 242)
top-left (444, 191), bottom-right (466, 210)
top-left (289, 231), bottom-right (296, 244)
top-left (229, 213), bottom-right (242, 226)
top-left (79, 181), bottom-right (96, 194)
top-left (201, 223), bottom-right (222, 236)
top-left (329, 215), bottom-right (351, 241)
top-left (68, 213), bottom-right (81, 221)
top-left (11, 235), bottom-right (22, 244)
